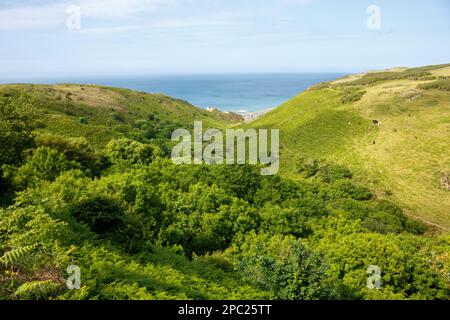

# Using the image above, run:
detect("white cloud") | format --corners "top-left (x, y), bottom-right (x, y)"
top-left (0, 2), bottom-right (65, 30)
top-left (156, 11), bottom-right (250, 28)
top-left (71, 25), bottom-right (141, 35)
top-left (0, 0), bottom-right (311, 33)
top-left (77, 0), bottom-right (176, 19)
top-left (282, 0), bottom-right (314, 5)
top-left (0, 0), bottom-right (180, 31)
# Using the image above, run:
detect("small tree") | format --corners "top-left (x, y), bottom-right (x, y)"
top-left (0, 95), bottom-right (36, 166)
top-left (3, 147), bottom-right (79, 190)
top-left (236, 233), bottom-right (334, 300)
top-left (105, 138), bottom-right (162, 165)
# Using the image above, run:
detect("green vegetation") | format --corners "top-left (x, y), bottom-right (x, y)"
top-left (0, 67), bottom-right (449, 301)
top-left (337, 64), bottom-right (450, 86)
top-left (339, 88), bottom-right (366, 104)
top-left (0, 84), bottom-right (241, 149)
top-left (249, 64), bottom-right (450, 230)
top-left (418, 78), bottom-right (450, 91)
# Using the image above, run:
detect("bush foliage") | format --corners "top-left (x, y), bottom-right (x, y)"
top-left (0, 89), bottom-right (448, 301)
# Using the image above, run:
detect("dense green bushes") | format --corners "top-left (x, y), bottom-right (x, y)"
top-left (235, 233), bottom-right (333, 299)
top-left (0, 96), bottom-right (36, 201)
top-left (338, 64), bottom-right (450, 87)
top-left (2, 152), bottom-right (446, 300)
top-left (297, 158), bottom-right (352, 181)
top-left (35, 134), bottom-right (99, 171)
top-left (342, 69), bottom-right (432, 86)
top-left (313, 231), bottom-right (449, 299)
top-left (0, 96), bottom-right (35, 166)
top-left (339, 89), bottom-right (366, 104)
top-left (105, 138), bottom-right (163, 165)
top-left (70, 197), bottom-right (125, 235)
top-left (0, 96), bottom-right (448, 300)
top-left (3, 147), bottom-right (80, 190)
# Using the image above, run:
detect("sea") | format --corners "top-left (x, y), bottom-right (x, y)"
top-left (2, 73), bottom-right (345, 113)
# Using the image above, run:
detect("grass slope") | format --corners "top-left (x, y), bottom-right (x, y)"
top-left (0, 84), bottom-right (242, 148)
top-left (249, 64), bottom-right (450, 230)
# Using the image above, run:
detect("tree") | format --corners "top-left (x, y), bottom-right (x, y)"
top-left (313, 232), bottom-right (449, 299)
top-left (69, 196), bottom-right (125, 235)
top-left (0, 95), bottom-right (35, 166)
top-left (0, 95), bottom-right (35, 198)
top-left (105, 138), bottom-right (163, 165)
top-left (35, 133), bottom-right (97, 171)
top-left (3, 147), bottom-right (80, 190)
top-left (236, 232), bottom-right (334, 300)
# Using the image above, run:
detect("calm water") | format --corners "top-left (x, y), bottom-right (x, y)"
top-left (3, 73), bottom-right (344, 112)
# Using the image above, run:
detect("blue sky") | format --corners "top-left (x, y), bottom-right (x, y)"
top-left (0, 0), bottom-right (449, 79)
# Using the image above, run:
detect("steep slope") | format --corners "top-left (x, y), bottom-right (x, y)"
top-left (0, 84), bottom-right (242, 148)
top-left (249, 64), bottom-right (450, 230)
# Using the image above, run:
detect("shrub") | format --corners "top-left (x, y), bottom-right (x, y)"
top-left (105, 138), bottom-right (163, 165)
top-left (3, 147), bottom-right (80, 189)
top-left (69, 197), bottom-right (125, 234)
top-left (113, 113), bottom-right (126, 123)
top-left (313, 232), bottom-right (449, 299)
top-left (260, 206), bottom-right (310, 237)
top-left (158, 183), bottom-right (237, 256)
top-left (0, 95), bottom-right (36, 166)
top-left (330, 180), bottom-right (373, 201)
top-left (362, 200), bottom-right (408, 234)
top-left (236, 233), bottom-right (335, 300)
top-left (340, 89), bottom-right (366, 104)
top-left (209, 165), bottom-right (262, 203)
top-left (418, 79), bottom-right (450, 91)
top-left (316, 163), bottom-right (353, 183)
top-left (296, 157), bottom-right (319, 178)
top-left (79, 117), bottom-right (88, 125)
top-left (35, 134), bottom-right (97, 170)
top-left (309, 82), bottom-right (330, 90)
top-left (343, 69), bottom-right (434, 86)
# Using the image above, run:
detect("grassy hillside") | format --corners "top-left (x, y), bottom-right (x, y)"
top-left (1, 73), bottom-right (449, 301)
top-left (0, 84), bottom-right (242, 148)
top-left (249, 64), bottom-right (450, 231)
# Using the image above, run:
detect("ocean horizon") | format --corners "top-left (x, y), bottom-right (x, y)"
top-left (1, 73), bottom-right (345, 113)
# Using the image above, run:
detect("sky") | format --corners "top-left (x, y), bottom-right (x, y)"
top-left (0, 0), bottom-right (449, 79)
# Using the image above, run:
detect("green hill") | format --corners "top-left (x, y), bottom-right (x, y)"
top-left (0, 84), bottom-right (242, 148)
top-left (248, 64), bottom-right (450, 231)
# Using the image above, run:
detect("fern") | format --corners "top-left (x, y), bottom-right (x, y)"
top-left (13, 280), bottom-right (60, 300)
top-left (0, 245), bottom-right (35, 268)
